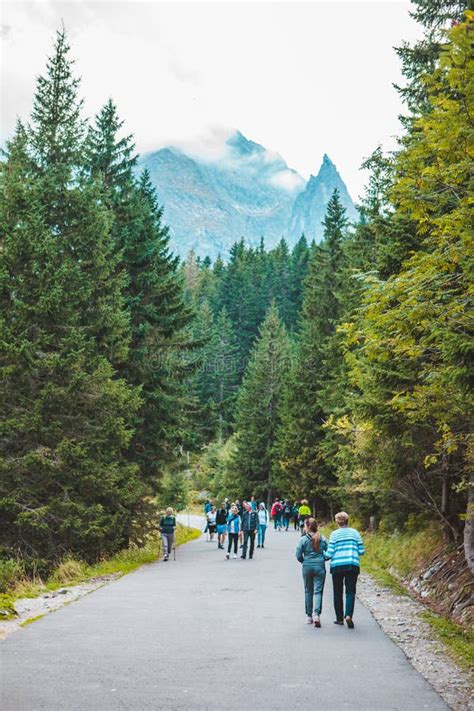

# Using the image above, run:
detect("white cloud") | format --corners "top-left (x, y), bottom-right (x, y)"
top-left (1, 1), bottom-right (422, 200)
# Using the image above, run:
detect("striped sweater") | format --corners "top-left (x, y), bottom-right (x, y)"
top-left (325, 527), bottom-right (365, 572)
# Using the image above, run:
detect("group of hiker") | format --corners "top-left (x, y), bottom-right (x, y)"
top-left (161, 497), bottom-right (365, 629)
top-left (203, 497), bottom-right (265, 559)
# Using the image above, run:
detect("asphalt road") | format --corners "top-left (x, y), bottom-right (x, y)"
top-left (1, 516), bottom-right (448, 710)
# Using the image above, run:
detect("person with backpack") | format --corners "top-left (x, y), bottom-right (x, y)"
top-left (296, 517), bottom-right (328, 626)
top-left (216, 503), bottom-right (228, 549)
top-left (206, 506), bottom-right (217, 542)
top-left (240, 502), bottom-right (259, 559)
top-left (298, 499), bottom-right (311, 534)
top-left (159, 507), bottom-right (177, 562)
top-left (282, 500), bottom-right (292, 531)
top-left (325, 511), bottom-right (365, 628)
top-left (226, 504), bottom-right (241, 559)
top-left (292, 503), bottom-right (299, 531)
top-left (271, 499), bottom-right (282, 530)
top-left (257, 502), bottom-right (268, 548)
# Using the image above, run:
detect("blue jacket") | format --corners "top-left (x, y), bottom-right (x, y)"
top-left (227, 513), bottom-right (241, 534)
top-left (296, 533), bottom-right (327, 565)
top-left (325, 527), bottom-right (365, 572)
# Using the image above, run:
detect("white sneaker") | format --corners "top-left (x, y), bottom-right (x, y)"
top-left (233, 554), bottom-right (237, 559)
top-left (226, 553), bottom-right (230, 559)
top-left (306, 616), bottom-right (313, 624)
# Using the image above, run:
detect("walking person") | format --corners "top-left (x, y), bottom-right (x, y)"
top-left (207, 506), bottom-right (217, 542)
top-left (226, 504), bottom-right (241, 559)
top-left (271, 499), bottom-right (282, 530)
top-left (216, 503), bottom-right (228, 549)
top-left (292, 502), bottom-right (299, 531)
top-left (241, 502), bottom-right (259, 559)
top-left (257, 502), bottom-right (268, 548)
top-left (296, 518), bottom-right (327, 626)
top-left (298, 499), bottom-right (311, 535)
top-left (282, 500), bottom-right (292, 531)
top-left (325, 511), bottom-right (365, 628)
top-left (159, 507), bottom-right (177, 562)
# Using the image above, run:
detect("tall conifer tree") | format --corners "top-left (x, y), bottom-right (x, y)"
top-left (0, 32), bottom-right (142, 570)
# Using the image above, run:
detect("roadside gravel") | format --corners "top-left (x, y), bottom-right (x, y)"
top-left (357, 573), bottom-right (473, 711)
top-left (0, 574), bottom-right (119, 640)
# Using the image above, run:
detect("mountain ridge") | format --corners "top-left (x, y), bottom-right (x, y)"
top-left (139, 131), bottom-right (357, 259)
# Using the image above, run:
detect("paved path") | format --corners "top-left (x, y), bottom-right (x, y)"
top-left (1, 518), bottom-right (448, 710)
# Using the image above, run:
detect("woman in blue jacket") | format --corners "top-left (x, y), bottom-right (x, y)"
top-left (295, 517), bottom-right (327, 627)
top-left (226, 504), bottom-right (241, 559)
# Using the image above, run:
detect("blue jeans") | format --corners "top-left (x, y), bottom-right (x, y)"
top-left (257, 524), bottom-right (267, 546)
top-left (302, 564), bottom-right (326, 617)
top-left (274, 514), bottom-right (281, 529)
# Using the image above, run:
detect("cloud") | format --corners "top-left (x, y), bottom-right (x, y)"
top-left (269, 169), bottom-right (305, 192)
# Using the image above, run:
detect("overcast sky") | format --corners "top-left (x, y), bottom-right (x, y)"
top-left (1, 1), bottom-right (421, 200)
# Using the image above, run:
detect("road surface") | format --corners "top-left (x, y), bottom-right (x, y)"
top-left (0, 516), bottom-right (448, 710)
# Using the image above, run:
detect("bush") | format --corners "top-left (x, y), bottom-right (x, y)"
top-left (0, 559), bottom-right (23, 593)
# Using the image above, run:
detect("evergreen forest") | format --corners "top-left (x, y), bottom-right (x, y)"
top-left (1, 0), bottom-right (473, 579)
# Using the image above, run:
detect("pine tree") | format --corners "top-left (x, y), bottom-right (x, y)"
top-left (0, 32), bottom-right (143, 571)
top-left (277, 192), bottom-right (348, 512)
top-left (233, 303), bottom-right (291, 506)
top-left (288, 234), bottom-right (310, 329)
top-left (195, 306), bottom-right (240, 442)
top-left (85, 100), bottom-right (196, 486)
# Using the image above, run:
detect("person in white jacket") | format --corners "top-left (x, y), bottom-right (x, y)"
top-left (257, 502), bottom-right (268, 548)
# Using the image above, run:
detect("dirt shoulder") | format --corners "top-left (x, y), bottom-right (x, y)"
top-left (357, 573), bottom-right (473, 711)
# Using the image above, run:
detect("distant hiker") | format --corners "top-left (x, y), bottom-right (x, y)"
top-left (296, 517), bottom-right (327, 626)
top-left (241, 502), bottom-right (259, 559)
top-left (203, 499), bottom-right (212, 533)
top-left (226, 504), bottom-right (241, 559)
top-left (271, 499), bottom-right (282, 530)
top-left (325, 511), bottom-right (365, 628)
top-left (216, 503), bottom-right (228, 549)
top-left (207, 506), bottom-right (217, 541)
top-left (292, 503), bottom-right (299, 531)
top-left (159, 507), bottom-right (177, 562)
top-left (257, 502), bottom-right (268, 548)
top-left (298, 500), bottom-right (311, 534)
top-left (250, 495), bottom-right (257, 511)
top-left (224, 497), bottom-right (231, 512)
top-left (282, 500), bottom-right (292, 531)
top-left (235, 499), bottom-right (243, 517)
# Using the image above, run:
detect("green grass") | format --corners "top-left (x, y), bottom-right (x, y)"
top-left (357, 525), bottom-right (444, 595)
top-left (10, 524), bottom-right (201, 602)
top-left (20, 614), bottom-right (45, 627)
top-left (0, 593), bottom-right (17, 619)
top-left (422, 611), bottom-right (474, 672)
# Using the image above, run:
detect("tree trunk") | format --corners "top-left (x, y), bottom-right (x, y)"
top-left (464, 473), bottom-right (474, 574)
top-left (266, 469), bottom-right (272, 512)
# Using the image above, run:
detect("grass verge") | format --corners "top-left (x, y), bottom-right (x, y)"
top-left (421, 611), bottom-right (474, 672)
top-left (20, 614), bottom-right (45, 628)
top-left (9, 524), bottom-right (201, 602)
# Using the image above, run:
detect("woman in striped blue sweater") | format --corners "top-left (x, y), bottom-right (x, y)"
top-left (325, 511), bottom-right (365, 628)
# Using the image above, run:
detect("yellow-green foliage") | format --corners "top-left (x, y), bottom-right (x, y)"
top-left (20, 614), bottom-right (45, 627)
top-left (422, 611), bottom-right (474, 672)
top-left (0, 593), bottom-right (17, 619)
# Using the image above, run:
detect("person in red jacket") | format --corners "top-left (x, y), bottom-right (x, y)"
top-left (271, 499), bottom-right (283, 530)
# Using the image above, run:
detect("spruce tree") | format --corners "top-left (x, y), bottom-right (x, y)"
top-left (233, 304), bottom-right (291, 506)
top-left (86, 100), bottom-right (196, 486)
top-left (277, 191), bottom-right (348, 512)
top-left (0, 32), bottom-right (143, 571)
